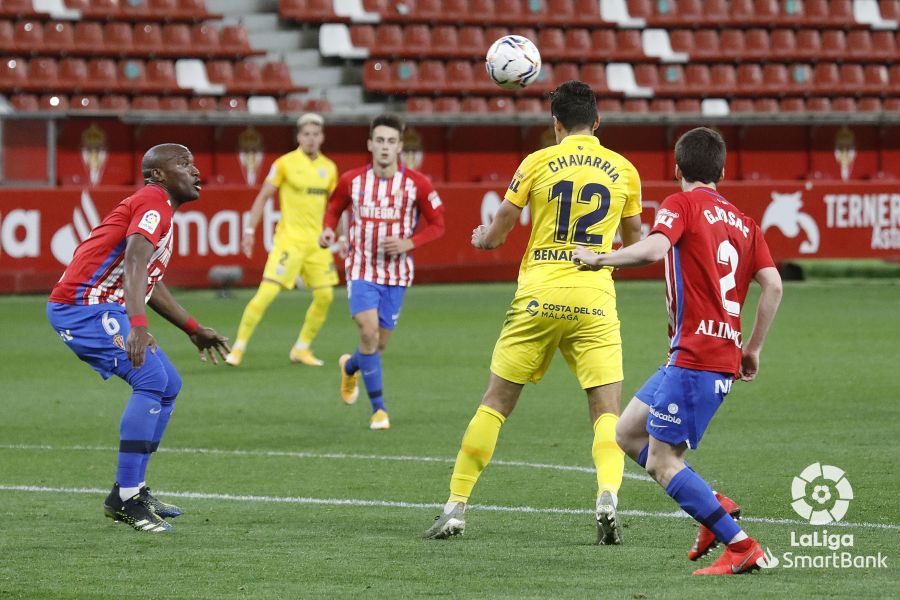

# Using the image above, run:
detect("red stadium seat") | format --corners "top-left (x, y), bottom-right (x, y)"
top-left (552, 62), bottom-right (580, 86)
top-left (623, 99), bottom-right (649, 113)
top-left (487, 96), bottom-right (515, 113)
top-left (59, 57), bottom-right (87, 89)
top-left (537, 28), bottom-right (565, 61)
top-left (563, 29), bottom-right (592, 61)
top-left (0, 22), bottom-right (12, 53)
top-left (649, 98), bottom-right (675, 113)
top-left (118, 59), bottom-right (147, 92)
top-left (709, 64), bottom-right (736, 95)
top-left (0, 57), bottom-right (27, 90)
top-left (162, 24), bottom-right (192, 56)
top-left (104, 23), bottom-right (134, 56)
top-left (805, 97), bottom-right (831, 112)
top-left (13, 21), bottom-right (43, 54)
top-left (753, 98), bottom-right (779, 112)
top-left (813, 62), bottom-right (840, 94)
top-left (177, 0), bottom-right (211, 19)
top-left (133, 23), bottom-right (163, 55)
top-left (615, 30), bottom-right (644, 60)
top-left (838, 64), bottom-right (864, 94)
top-left (231, 60), bottom-right (264, 94)
top-left (580, 63), bottom-right (608, 92)
top-left (75, 21), bottom-right (104, 54)
top-left (11, 94), bottom-right (38, 110)
top-left (304, 98), bottom-right (331, 112)
top-left (882, 0), bottom-right (900, 20)
top-left (159, 96), bottom-right (189, 111)
top-left (864, 65), bottom-right (889, 94)
top-left (205, 60), bottom-right (234, 86)
top-left (789, 63), bottom-right (812, 92)
top-left (261, 62), bottom-right (295, 94)
top-left (885, 98), bottom-right (900, 112)
top-left (512, 28), bottom-right (538, 44)
top-left (87, 59), bottom-right (117, 92)
top-left (219, 25), bottom-right (251, 54)
top-left (363, 60), bottom-right (391, 91)
top-left (99, 94), bottom-right (130, 110)
top-left (669, 0), bottom-right (703, 23)
top-left (190, 24), bottom-right (220, 56)
top-left (148, 0), bottom-right (178, 14)
top-left (445, 60), bottom-right (477, 94)
top-left (847, 30), bottom-right (874, 60)
top-left (804, 0), bottom-right (832, 25)
top-left (589, 30), bottom-right (615, 60)
top-left (572, 0), bottom-right (602, 25)
top-left (730, 98), bottom-right (754, 112)
top-left (871, 31), bottom-right (896, 60)
top-left (39, 94), bottom-right (69, 111)
top-left (131, 95), bottom-right (161, 110)
top-left (405, 97), bottom-right (433, 113)
top-left (146, 59), bottom-right (177, 93)
top-left (546, 0), bottom-right (576, 26)
top-left (70, 94), bottom-right (100, 110)
top-left (827, 0), bottom-right (854, 21)
top-left (691, 29), bottom-right (719, 59)
top-left (432, 26), bottom-right (460, 57)
top-left (402, 25), bottom-right (431, 57)
top-left (820, 30), bottom-right (846, 59)
top-left (626, 0), bottom-right (652, 19)
top-left (120, 0), bottom-right (150, 19)
top-left (484, 28), bottom-right (509, 47)
top-left (596, 98), bottom-right (621, 113)
top-left (467, 0), bottom-right (496, 24)
top-left (658, 64), bottom-right (686, 95)
top-left (753, 0), bottom-right (779, 22)
top-left (277, 96), bottom-right (304, 112)
top-left (374, 25), bottom-right (402, 56)
top-left (743, 29), bottom-right (770, 60)
top-left (779, 97), bottom-right (806, 112)
top-left (350, 25), bottom-right (375, 50)
top-left (391, 60), bottom-right (419, 93)
top-left (28, 58), bottom-right (59, 91)
top-left (830, 97), bottom-right (856, 112)
top-left (44, 22), bottom-right (74, 54)
top-left (719, 30), bottom-right (745, 60)
top-left (795, 30), bottom-right (821, 59)
top-left (456, 27), bottom-right (484, 56)
top-left (674, 99), bottom-right (701, 113)
top-left (219, 96), bottom-right (247, 111)
top-left (857, 97), bottom-right (882, 112)
top-left (461, 96), bottom-right (488, 113)
top-left (434, 97), bottom-right (461, 112)
top-left (516, 97), bottom-right (542, 112)
top-left (685, 64), bottom-right (711, 89)
top-left (762, 63), bottom-right (788, 94)
top-left (737, 64), bottom-right (763, 93)
top-left (409, 0), bottom-right (444, 21)
top-left (668, 29), bottom-right (693, 54)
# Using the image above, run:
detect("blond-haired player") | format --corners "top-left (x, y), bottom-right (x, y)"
top-left (226, 113), bottom-right (339, 367)
top-left (425, 81), bottom-right (642, 544)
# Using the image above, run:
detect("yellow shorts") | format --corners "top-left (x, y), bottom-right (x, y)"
top-left (262, 240), bottom-right (338, 290)
top-left (490, 286), bottom-right (623, 389)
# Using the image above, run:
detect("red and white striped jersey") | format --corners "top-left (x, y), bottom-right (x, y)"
top-left (324, 164), bottom-right (445, 286)
top-left (49, 184), bottom-right (174, 306)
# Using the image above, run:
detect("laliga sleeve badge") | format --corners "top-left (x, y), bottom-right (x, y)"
top-left (138, 210), bottom-right (161, 234)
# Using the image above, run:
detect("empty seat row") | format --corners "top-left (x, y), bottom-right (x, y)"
top-left (0, 20), bottom-right (259, 59)
top-left (0, 0), bottom-right (219, 23)
top-left (7, 92), bottom-right (328, 113)
top-left (625, 0), bottom-right (875, 27)
top-left (0, 56), bottom-right (302, 96)
top-left (405, 95), bottom-right (899, 114)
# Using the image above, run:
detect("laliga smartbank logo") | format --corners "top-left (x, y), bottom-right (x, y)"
top-left (760, 463), bottom-right (888, 570)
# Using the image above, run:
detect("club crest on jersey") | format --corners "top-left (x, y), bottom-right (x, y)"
top-left (138, 210), bottom-right (161, 234)
top-left (113, 334), bottom-right (125, 350)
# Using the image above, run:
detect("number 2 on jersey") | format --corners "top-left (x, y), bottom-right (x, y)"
top-left (717, 240), bottom-right (741, 317)
top-left (549, 180), bottom-right (611, 246)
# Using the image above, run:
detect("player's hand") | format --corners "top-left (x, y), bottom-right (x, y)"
top-left (126, 326), bottom-right (157, 368)
top-left (383, 237), bottom-right (413, 257)
top-left (572, 245), bottom-right (603, 271)
top-left (471, 225), bottom-right (491, 249)
top-left (739, 350), bottom-right (760, 381)
top-left (241, 232), bottom-right (255, 259)
top-left (189, 326), bottom-right (231, 365)
top-left (336, 235), bottom-right (349, 259)
top-left (319, 227), bottom-right (336, 249)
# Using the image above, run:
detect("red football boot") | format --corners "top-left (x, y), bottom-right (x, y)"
top-left (688, 492), bottom-right (742, 561)
top-left (693, 538), bottom-right (765, 575)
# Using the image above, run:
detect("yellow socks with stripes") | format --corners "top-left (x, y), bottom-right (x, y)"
top-left (592, 413), bottom-right (625, 500)
top-left (296, 286), bottom-right (333, 349)
top-left (448, 405), bottom-right (506, 503)
top-left (234, 280), bottom-right (281, 349)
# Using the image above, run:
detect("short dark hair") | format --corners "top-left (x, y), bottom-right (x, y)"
top-left (550, 80), bottom-right (598, 132)
top-left (674, 127), bottom-right (726, 184)
top-left (370, 113), bottom-right (404, 138)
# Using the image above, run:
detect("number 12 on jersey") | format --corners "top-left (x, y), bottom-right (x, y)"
top-left (549, 180), bottom-right (611, 246)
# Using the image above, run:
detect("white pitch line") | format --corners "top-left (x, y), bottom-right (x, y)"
top-left (0, 443), bottom-right (654, 482)
top-left (1, 484), bottom-right (898, 531)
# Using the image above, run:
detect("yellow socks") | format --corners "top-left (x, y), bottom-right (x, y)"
top-left (235, 280), bottom-right (281, 348)
top-left (592, 413), bottom-right (625, 497)
top-left (296, 286), bottom-right (333, 348)
top-left (448, 405), bottom-right (506, 503)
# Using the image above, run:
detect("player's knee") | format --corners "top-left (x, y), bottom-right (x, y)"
top-left (359, 328), bottom-right (379, 350)
top-left (312, 286), bottom-right (333, 306)
top-left (127, 362), bottom-right (169, 396)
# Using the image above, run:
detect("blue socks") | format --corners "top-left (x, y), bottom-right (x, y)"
top-left (665, 467), bottom-right (742, 544)
top-left (117, 391), bottom-right (162, 488)
top-left (348, 350), bottom-right (385, 413)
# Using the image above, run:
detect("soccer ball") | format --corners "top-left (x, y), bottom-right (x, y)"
top-left (485, 35), bottom-right (542, 90)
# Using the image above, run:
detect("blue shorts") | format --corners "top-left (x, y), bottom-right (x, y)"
top-left (347, 280), bottom-right (407, 330)
top-left (47, 302), bottom-right (176, 382)
top-left (635, 365), bottom-right (733, 449)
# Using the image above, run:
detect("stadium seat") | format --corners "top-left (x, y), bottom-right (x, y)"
top-left (131, 95), bottom-right (161, 110)
top-left (177, 0), bottom-right (213, 20)
top-left (795, 30), bottom-right (821, 60)
top-left (857, 97), bottom-right (882, 112)
top-left (528, 63), bottom-right (554, 95)
top-left (434, 97), bottom-right (461, 112)
top-left (39, 93), bottom-right (69, 111)
top-left (0, 57), bottom-right (27, 91)
top-left (74, 22), bottom-right (104, 55)
top-left (391, 60), bottom-right (420, 93)
top-left (14, 21), bottom-right (43, 54)
top-left (118, 59), bottom-right (147, 92)
top-left (596, 98), bottom-right (622, 112)
top-left (690, 29), bottom-right (720, 59)
top-left (615, 30), bottom-right (644, 60)
top-left (456, 27), bottom-right (484, 57)
top-left (104, 23), bottom-right (134, 56)
top-left (405, 96), bottom-right (433, 113)
top-left (0, 22), bottom-right (12, 54)
top-left (730, 98), bottom-right (754, 112)
top-left (668, 29), bottom-right (693, 55)
top-left (626, 0), bottom-right (652, 19)
top-left (538, 28), bottom-right (565, 60)
top-left (512, 28), bottom-right (538, 45)
top-left (684, 64), bottom-right (711, 90)
top-left (1, 0), bottom-right (35, 18)
top-left (205, 60), bottom-right (233, 87)
top-left (363, 60), bottom-right (391, 92)
top-left (649, 98), bottom-right (675, 113)
top-left (70, 94), bottom-right (100, 110)
top-left (719, 30), bottom-right (744, 60)
top-left (882, 0), bottom-right (900, 20)
top-left (580, 63), bottom-right (608, 93)
top-left (162, 24), bottom-right (192, 56)
top-left (546, 0), bottom-right (576, 26)
top-left (709, 64), bottom-right (737, 95)
top-left (402, 25), bottom-right (431, 58)
top-left (516, 97), bottom-right (542, 113)
top-left (633, 64), bottom-right (659, 91)
top-left (752, 98), bottom-right (779, 112)
top-left (445, 60), bottom-right (477, 94)
top-left (552, 63), bottom-right (580, 86)
top-left (219, 96), bottom-right (247, 111)
top-left (159, 96), bottom-right (189, 111)
top-left (675, 98), bottom-right (701, 113)
top-left (813, 62), bottom-right (840, 94)
top-left (408, 0), bottom-right (444, 21)
top-left (830, 97), bottom-right (856, 112)
top-left (374, 25), bottom-right (402, 56)
top-left (871, 31), bottom-right (896, 61)
top-left (779, 97), bottom-right (805, 112)
top-left (487, 96), bottom-right (515, 113)
top-left (762, 63), bottom-right (788, 94)
top-left (560, 29), bottom-right (591, 62)
top-left (350, 25), bottom-right (375, 50)
top-left (460, 96), bottom-right (488, 113)
top-left (11, 93), bottom-right (38, 110)
top-left (865, 65), bottom-right (890, 94)
top-left (737, 64), bottom-right (763, 94)
top-left (44, 22), bottom-right (74, 54)
top-left (657, 64), bottom-right (686, 96)
top-left (190, 24), bottom-right (220, 57)
top-left (261, 62), bottom-right (295, 94)
top-left (820, 30), bottom-right (847, 59)
top-left (788, 63), bottom-right (812, 93)
top-left (743, 28), bottom-right (770, 60)
top-left (87, 59), bottom-right (117, 92)
top-left (219, 26), bottom-right (252, 54)
top-left (806, 97), bottom-right (831, 112)
top-left (589, 30), bottom-right (616, 60)
top-left (99, 94), bottom-right (130, 110)
top-left (885, 98), bottom-right (900, 112)
top-left (277, 96), bottom-right (304, 112)
top-left (431, 26), bottom-right (460, 57)
top-left (27, 58), bottom-right (59, 92)
top-left (467, 0), bottom-right (496, 24)
top-left (133, 23), bottom-right (163, 55)
top-left (59, 57), bottom-right (87, 90)
top-left (146, 59), bottom-right (177, 93)
top-left (622, 99), bottom-right (649, 113)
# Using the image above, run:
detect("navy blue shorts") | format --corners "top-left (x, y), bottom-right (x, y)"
top-left (47, 301), bottom-right (176, 381)
top-left (635, 365), bottom-right (733, 449)
top-left (347, 280), bottom-right (407, 330)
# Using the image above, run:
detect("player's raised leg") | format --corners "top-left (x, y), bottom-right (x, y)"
top-left (345, 306), bottom-right (388, 427)
top-left (424, 374), bottom-right (521, 539)
top-left (226, 279), bottom-right (282, 366)
top-left (587, 382), bottom-right (625, 545)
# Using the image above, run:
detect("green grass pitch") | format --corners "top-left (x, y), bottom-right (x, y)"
top-left (0, 280), bottom-right (897, 598)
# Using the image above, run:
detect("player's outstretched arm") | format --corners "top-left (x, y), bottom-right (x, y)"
top-left (123, 233), bottom-right (157, 368)
top-left (619, 214), bottom-right (643, 248)
top-left (739, 266), bottom-right (783, 382)
top-left (472, 199), bottom-right (521, 250)
top-left (573, 232), bottom-right (671, 270)
top-left (241, 182), bottom-right (277, 258)
top-left (148, 282), bottom-right (231, 365)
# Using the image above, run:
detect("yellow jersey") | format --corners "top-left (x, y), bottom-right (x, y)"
top-left (504, 133), bottom-right (642, 290)
top-left (266, 149), bottom-right (338, 245)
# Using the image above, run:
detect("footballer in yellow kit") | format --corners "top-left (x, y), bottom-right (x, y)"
top-left (425, 81), bottom-right (643, 545)
top-left (226, 113), bottom-right (339, 367)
